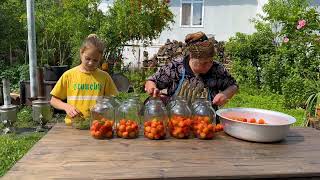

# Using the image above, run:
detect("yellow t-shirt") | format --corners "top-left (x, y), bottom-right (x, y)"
top-left (50, 66), bottom-right (118, 125)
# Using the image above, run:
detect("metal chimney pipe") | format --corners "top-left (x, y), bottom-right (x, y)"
top-left (37, 67), bottom-right (45, 99)
top-left (27, 0), bottom-right (38, 98)
top-left (2, 79), bottom-right (11, 106)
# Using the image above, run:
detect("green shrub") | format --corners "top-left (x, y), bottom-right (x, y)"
top-left (124, 68), bottom-right (156, 93)
top-left (230, 57), bottom-right (257, 87)
top-left (226, 0), bottom-right (320, 108)
top-left (0, 64), bottom-right (30, 91)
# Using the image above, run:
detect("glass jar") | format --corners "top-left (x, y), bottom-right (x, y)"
top-left (191, 97), bottom-right (203, 112)
top-left (100, 96), bottom-right (120, 121)
top-left (168, 99), bottom-right (192, 139)
top-left (90, 100), bottom-right (115, 139)
top-left (72, 105), bottom-right (90, 130)
top-left (192, 98), bottom-right (216, 140)
top-left (143, 98), bottom-right (168, 140)
top-left (166, 96), bottom-right (184, 114)
top-left (129, 94), bottom-right (142, 113)
top-left (110, 95), bottom-right (120, 109)
top-left (116, 99), bottom-right (140, 139)
top-left (72, 113), bottom-right (90, 130)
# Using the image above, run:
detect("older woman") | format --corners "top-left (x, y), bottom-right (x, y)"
top-left (144, 32), bottom-right (238, 109)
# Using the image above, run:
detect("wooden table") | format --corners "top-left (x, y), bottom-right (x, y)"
top-left (3, 123), bottom-right (320, 179)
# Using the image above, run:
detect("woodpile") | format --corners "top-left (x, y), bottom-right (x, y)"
top-left (143, 38), bottom-right (229, 68)
top-left (143, 39), bottom-right (188, 68)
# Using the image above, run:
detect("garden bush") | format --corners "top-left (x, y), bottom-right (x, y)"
top-left (226, 0), bottom-right (320, 108)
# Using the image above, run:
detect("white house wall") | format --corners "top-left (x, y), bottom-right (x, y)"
top-left (157, 0), bottom-right (260, 43)
top-left (99, 0), bottom-right (267, 67)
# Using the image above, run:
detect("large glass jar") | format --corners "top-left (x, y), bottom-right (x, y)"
top-left (192, 98), bottom-right (216, 140)
top-left (129, 94), bottom-right (142, 117)
top-left (90, 100), bottom-right (115, 139)
top-left (143, 98), bottom-right (168, 140)
top-left (191, 97), bottom-right (203, 112)
top-left (116, 99), bottom-right (140, 139)
top-left (110, 95), bottom-right (120, 109)
top-left (100, 96), bottom-right (120, 121)
top-left (166, 96), bottom-right (184, 114)
top-left (168, 99), bottom-right (192, 139)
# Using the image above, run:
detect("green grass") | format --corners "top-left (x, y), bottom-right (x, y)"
top-left (0, 132), bottom-right (44, 177)
top-left (225, 86), bottom-right (305, 126)
top-left (0, 106), bottom-right (61, 177)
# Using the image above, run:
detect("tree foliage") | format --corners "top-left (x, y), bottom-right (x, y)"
top-left (226, 0), bottom-right (320, 108)
top-left (98, 0), bottom-right (174, 64)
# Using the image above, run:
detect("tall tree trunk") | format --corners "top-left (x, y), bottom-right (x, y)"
top-left (9, 44), bottom-right (13, 65)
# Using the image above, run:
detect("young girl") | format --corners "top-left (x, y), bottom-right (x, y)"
top-left (50, 34), bottom-right (118, 126)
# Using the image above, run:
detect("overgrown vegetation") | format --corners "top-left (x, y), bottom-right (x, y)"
top-left (124, 68), bottom-right (156, 93)
top-left (0, 0), bottom-right (173, 90)
top-left (99, 0), bottom-right (174, 67)
top-left (226, 0), bottom-right (320, 109)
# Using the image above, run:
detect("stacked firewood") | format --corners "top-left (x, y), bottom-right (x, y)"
top-left (143, 39), bottom-right (187, 68)
top-left (143, 38), bottom-right (228, 68)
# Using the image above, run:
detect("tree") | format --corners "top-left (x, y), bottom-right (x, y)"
top-left (226, 0), bottom-right (320, 108)
top-left (33, 0), bottom-right (105, 66)
top-left (0, 0), bottom-right (26, 65)
top-left (98, 0), bottom-right (174, 68)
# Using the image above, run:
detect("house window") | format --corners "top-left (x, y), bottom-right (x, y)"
top-left (181, 0), bottom-right (204, 27)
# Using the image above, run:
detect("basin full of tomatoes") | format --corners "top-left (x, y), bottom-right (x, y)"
top-left (226, 116), bottom-right (267, 125)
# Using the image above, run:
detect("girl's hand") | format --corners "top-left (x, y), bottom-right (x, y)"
top-left (64, 104), bottom-right (81, 118)
top-left (145, 81), bottom-right (160, 97)
top-left (212, 93), bottom-right (228, 106)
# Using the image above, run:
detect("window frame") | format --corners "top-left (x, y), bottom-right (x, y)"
top-left (180, 0), bottom-right (205, 28)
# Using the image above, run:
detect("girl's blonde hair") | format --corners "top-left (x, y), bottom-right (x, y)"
top-left (80, 34), bottom-right (105, 54)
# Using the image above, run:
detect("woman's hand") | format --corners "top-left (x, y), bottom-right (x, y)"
top-left (212, 93), bottom-right (228, 106)
top-left (144, 81), bottom-right (160, 97)
top-left (212, 85), bottom-right (238, 106)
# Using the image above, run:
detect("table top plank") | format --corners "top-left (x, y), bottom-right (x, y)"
top-left (3, 123), bottom-right (320, 180)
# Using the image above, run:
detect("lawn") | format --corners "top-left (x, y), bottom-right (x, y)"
top-left (0, 132), bottom-right (44, 176)
top-left (225, 86), bottom-right (305, 126)
top-left (0, 87), bottom-right (306, 177)
top-left (0, 107), bottom-right (62, 177)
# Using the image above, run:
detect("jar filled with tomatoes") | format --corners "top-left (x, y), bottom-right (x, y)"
top-left (192, 97), bottom-right (216, 139)
top-left (168, 98), bottom-right (192, 139)
top-left (116, 98), bottom-right (140, 139)
top-left (90, 100), bottom-right (115, 139)
top-left (143, 98), bottom-right (168, 140)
